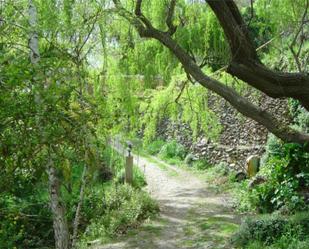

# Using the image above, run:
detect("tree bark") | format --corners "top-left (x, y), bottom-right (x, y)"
top-left (71, 165), bottom-right (87, 248)
top-left (206, 0), bottom-right (309, 110)
top-left (28, 0), bottom-right (40, 64)
top-left (28, 2), bottom-right (70, 248)
top-left (47, 161), bottom-right (70, 249)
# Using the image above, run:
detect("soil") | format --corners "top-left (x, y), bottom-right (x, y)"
top-left (93, 144), bottom-right (240, 249)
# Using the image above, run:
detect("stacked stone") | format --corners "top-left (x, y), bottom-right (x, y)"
top-left (154, 90), bottom-right (291, 170)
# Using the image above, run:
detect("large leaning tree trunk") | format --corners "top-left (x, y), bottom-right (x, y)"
top-left (112, 0), bottom-right (309, 146)
top-left (28, 1), bottom-right (70, 248)
top-left (206, 0), bottom-right (309, 111)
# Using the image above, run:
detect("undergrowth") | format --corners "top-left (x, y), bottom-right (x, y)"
top-left (78, 184), bottom-right (159, 248)
top-left (232, 212), bottom-right (309, 249)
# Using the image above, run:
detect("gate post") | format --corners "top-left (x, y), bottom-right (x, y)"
top-left (125, 141), bottom-right (133, 184)
top-left (125, 156), bottom-right (133, 184)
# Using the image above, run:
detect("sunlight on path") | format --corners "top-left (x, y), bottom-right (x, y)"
top-left (93, 142), bottom-right (240, 249)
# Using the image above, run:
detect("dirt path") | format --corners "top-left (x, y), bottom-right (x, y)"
top-left (94, 150), bottom-right (240, 249)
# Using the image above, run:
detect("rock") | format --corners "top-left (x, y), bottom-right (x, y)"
top-left (226, 147), bottom-right (234, 153)
top-left (235, 171), bottom-right (247, 182)
top-left (200, 138), bottom-right (208, 145)
top-left (184, 153), bottom-right (197, 166)
top-left (246, 155), bottom-right (260, 178)
top-left (229, 163), bottom-right (236, 168)
top-left (248, 176), bottom-right (267, 189)
top-left (153, 91), bottom-right (290, 171)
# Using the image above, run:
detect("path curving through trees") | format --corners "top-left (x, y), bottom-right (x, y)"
top-left (94, 147), bottom-right (240, 249)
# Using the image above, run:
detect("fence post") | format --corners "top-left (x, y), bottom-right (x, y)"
top-left (125, 141), bottom-right (133, 184)
top-left (125, 155), bottom-right (133, 184)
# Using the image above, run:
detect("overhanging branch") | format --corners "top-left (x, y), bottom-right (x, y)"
top-left (206, 0), bottom-right (309, 110)
top-left (112, 0), bottom-right (309, 145)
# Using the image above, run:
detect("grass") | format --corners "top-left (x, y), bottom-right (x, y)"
top-left (179, 206), bottom-right (239, 248)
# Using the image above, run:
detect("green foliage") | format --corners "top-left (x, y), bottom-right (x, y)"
top-left (145, 140), bottom-right (165, 155)
top-left (103, 146), bottom-right (147, 189)
top-left (78, 184), bottom-right (159, 247)
top-left (233, 212), bottom-right (309, 249)
top-left (192, 159), bottom-right (211, 170)
top-left (159, 140), bottom-right (187, 160)
top-left (140, 74), bottom-right (222, 144)
top-left (2, 0), bottom-right (309, 247)
top-left (0, 192), bottom-right (52, 248)
top-left (237, 135), bottom-right (309, 213)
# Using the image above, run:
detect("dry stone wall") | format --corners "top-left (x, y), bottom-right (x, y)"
top-left (157, 91), bottom-right (291, 170)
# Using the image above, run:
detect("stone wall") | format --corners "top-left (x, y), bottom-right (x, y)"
top-left (157, 91), bottom-right (291, 170)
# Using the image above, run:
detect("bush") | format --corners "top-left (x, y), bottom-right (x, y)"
top-left (0, 192), bottom-right (53, 248)
top-left (192, 159), bottom-right (211, 170)
top-left (232, 212), bottom-right (309, 249)
top-left (78, 184), bottom-right (159, 247)
top-left (146, 140), bottom-right (165, 155)
top-left (159, 140), bottom-right (187, 160)
top-left (233, 214), bottom-right (287, 246)
top-left (239, 135), bottom-right (309, 213)
top-left (132, 166), bottom-right (147, 189)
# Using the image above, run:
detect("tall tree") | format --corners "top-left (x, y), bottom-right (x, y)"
top-left (28, 1), bottom-right (70, 248)
top-left (112, 0), bottom-right (309, 145)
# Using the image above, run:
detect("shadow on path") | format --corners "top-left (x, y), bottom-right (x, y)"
top-left (94, 146), bottom-right (240, 249)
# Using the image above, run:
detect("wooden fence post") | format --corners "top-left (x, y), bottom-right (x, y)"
top-left (125, 155), bottom-right (133, 184)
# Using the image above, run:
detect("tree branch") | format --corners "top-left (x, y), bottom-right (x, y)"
top-left (113, 0), bottom-right (309, 145)
top-left (289, 0), bottom-right (309, 73)
top-left (206, 0), bottom-right (309, 111)
top-left (166, 0), bottom-right (177, 35)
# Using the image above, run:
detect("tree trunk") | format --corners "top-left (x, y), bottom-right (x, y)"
top-left (28, 0), bottom-right (40, 64)
top-left (71, 165), bottom-right (87, 248)
top-left (47, 161), bottom-right (70, 249)
top-left (206, 0), bottom-right (309, 110)
top-left (28, 2), bottom-right (70, 248)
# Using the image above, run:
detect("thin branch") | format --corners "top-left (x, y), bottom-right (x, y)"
top-left (175, 80), bottom-right (188, 103)
top-left (166, 0), bottom-right (177, 35)
top-left (76, 9), bottom-right (102, 56)
top-left (135, 0), bottom-right (142, 16)
top-left (247, 0), bottom-right (254, 27)
top-left (289, 0), bottom-right (308, 73)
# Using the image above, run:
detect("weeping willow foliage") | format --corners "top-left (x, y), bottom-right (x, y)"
top-left (100, 0), bottom-right (308, 143)
top-left (140, 73), bottom-right (222, 144)
top-left (102, 0), bottom-right (230, 141)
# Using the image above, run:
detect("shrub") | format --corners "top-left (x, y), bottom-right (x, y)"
top-left (146, 140), bottom-right (165, 155)
top-left (239, 135), bottom-right (309, 213)
top-left (192, 159), bottom-right (211, 170)
top-left (232, 212), bottom-right (309, 249)
top-left (132, 166), bottom-right (147, 189)
top-left (159, 140), bottom-right (187, 160)
top-left (78, 184), bottom-right (159, 247)
top-left (233, 214), bottom-right (287, 246)
top-left (213, 162), bottom-right (230, 176)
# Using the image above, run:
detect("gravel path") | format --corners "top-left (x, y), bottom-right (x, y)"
top-left (94, 146), bottom-right (240, 249)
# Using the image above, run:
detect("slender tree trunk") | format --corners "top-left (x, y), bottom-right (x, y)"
top-left (71, 165), bottom-right (87, 248)
top-left (28, 1), bottom-right (70, 248)
top-left (47, 161), bottom-right (70, 249)
top-left (28, 0), bottom-right (40, 64)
